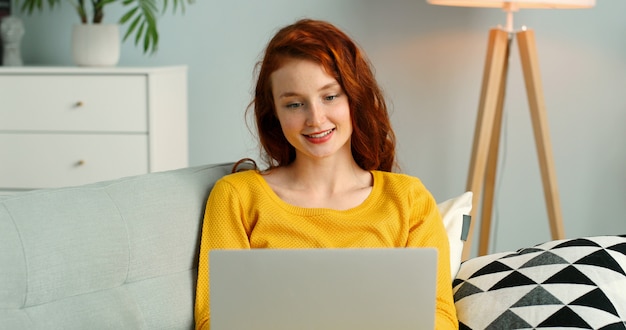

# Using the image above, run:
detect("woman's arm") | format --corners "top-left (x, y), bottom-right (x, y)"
top-left (195, 179), bottom-right (251, 330)
top-left (406, 185), bottom-right (459, 330)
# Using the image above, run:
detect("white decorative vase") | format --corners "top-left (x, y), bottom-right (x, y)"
top-left (71, 24), bottom-right (120, 67)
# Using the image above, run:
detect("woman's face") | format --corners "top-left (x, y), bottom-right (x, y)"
top-left (270, 58), bottom-right (352, 163)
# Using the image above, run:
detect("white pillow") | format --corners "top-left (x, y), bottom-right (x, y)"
top-left (437, 191), bottom-right (473, 279)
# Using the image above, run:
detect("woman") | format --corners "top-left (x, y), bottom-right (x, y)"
top-left (195, 19), bottom-right (458, 329)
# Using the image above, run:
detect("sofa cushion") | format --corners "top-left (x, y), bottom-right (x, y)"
top-left (453, 235), bottom-right (626, 329)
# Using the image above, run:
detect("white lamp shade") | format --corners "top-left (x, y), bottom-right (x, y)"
top-left (427, 0), bottom-right (595, 9)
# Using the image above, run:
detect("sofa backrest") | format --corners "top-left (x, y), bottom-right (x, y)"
top-left (0, 163), bottom-right (235, 330)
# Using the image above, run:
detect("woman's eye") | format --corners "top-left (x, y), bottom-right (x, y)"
top-left (286, 102), bottom-right (303, 109)
top-left (325, 95), bottom-right (337, 101)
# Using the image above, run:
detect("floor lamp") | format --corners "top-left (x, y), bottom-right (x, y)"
top-left (426, 0), bottom-right (595, 260)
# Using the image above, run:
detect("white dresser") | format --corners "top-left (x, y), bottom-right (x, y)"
top-left (0, 66), bottom-right (188, 192)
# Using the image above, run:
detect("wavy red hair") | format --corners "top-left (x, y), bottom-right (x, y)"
top-left (251, 19), bottom-right (396, 172)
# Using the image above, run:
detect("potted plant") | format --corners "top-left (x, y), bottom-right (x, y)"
top-left (15, 0), bottom-right (194, 66)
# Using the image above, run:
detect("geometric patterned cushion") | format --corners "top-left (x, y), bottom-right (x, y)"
top-left (453, 235), bottom-right (626, 329)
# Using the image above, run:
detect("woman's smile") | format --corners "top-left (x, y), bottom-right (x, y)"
top-left (304, 128), bottom-right (335, 143)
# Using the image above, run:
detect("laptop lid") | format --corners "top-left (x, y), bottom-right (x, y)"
top-left (210, 248), bottom-right (438, 330)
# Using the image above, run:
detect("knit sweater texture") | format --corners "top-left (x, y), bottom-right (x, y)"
top-left (194, 170), bottom-right (459, 329)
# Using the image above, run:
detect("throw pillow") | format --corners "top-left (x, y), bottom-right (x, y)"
top-left (453, 235), bottom-right (626, 329)
top-left (437, 191), bottom-right (473, 279)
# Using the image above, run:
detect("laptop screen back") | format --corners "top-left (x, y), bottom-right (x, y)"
top-left (210, 248), bottom-right (438, 330)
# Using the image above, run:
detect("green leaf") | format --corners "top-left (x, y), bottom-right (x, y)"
top-left (135, 22), bottom-right (146, 46)
top-left (123, 14), bottom-right (142, 42)
top-left (119, 6), bottom-right (138, 24)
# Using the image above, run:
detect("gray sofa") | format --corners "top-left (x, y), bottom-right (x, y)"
top-left (2, 162), bottom-right (625, 329)
top-left (1, 163), bottom-right (235, 329)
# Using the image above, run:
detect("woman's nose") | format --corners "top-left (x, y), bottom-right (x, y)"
top-left (306, 102), bottom-right (325, 126)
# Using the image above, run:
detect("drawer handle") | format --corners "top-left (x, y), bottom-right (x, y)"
top-left (75, 101), bottom-right (84, 108)
top-left (75, 160), bottom-right (86, 167)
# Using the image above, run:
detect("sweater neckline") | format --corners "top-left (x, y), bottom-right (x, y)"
top-left (250, 170), bottom-right (382, 216)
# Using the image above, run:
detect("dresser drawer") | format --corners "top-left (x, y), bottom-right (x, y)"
top-left (0, 75), bottom-right (147, 132)
top-left (0, 133), bottom-right (149, 189)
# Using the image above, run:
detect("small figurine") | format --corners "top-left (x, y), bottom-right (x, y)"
top-left (1, 16), bottom-right (25, 66)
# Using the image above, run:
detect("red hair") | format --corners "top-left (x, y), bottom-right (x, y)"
top-left (251, 19), bottom-right (396, 172)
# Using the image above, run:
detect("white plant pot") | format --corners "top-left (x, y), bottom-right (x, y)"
top-left (72, 24), bottom-right (120, 67)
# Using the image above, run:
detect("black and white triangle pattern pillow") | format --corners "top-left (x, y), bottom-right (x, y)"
top-left (453, 235), bottom-right (626, 329)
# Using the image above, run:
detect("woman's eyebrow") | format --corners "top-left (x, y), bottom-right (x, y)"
top-left (319, 82), bottom-right (340, 92)
top-left (278, 91), bottom-right (300, 99)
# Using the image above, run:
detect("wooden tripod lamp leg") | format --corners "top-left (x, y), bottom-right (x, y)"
top-left (478, 33), bottom-right (512, 257)
top-left (462, 28), bottom-right (510, 260)
top-left (517, 29), bottom-right (566, 240)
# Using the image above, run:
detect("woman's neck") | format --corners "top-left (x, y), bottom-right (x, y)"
top-left (292, 152), bottom-right (368, 187)
top-left (262, 153), bottom-right (373, 210)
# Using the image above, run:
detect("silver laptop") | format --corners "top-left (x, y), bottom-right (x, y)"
top-left (210, 248), bottom-right (438, 330)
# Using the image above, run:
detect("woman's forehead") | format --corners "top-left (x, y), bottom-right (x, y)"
top-left (270, 59), bottom-right (339, 95)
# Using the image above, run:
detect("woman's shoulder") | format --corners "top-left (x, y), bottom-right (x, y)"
top-left (372, 170), bottom-right (426, 189)
top-left (372, 171), bottom-right (437, 206)
top-left (216, 169), bottom-right (261, 187)
top-left (209, 169), bottom-right (267, 202)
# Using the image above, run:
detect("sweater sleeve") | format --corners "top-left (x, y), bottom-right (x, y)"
top-left (407, 184), bottom-right (459, 330)
top-left (194, 179), bottom-right (251, 330)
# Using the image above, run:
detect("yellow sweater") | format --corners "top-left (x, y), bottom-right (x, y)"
top-left (194, 170), bottom-right (458, 329)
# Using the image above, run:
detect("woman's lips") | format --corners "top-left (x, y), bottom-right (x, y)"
top-left (304, 128), bottom-right (335, 144)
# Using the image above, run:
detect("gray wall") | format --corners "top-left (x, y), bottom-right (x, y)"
top-left (13, 0), bottom-right (626, 256)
